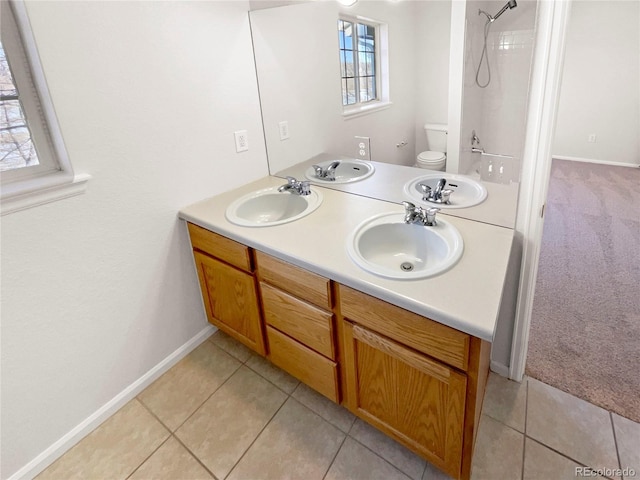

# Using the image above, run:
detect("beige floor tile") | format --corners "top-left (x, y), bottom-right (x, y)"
top-left (471, 415), bottom-right (524, 480)
top-left (138, 341), bottom-right (241, 431)
top-left (208, 330), bottom-right (252, 363)
top-left (523, 438), bottom-right (607, 480)
top-left (176, 366), bottom-right (287, 479)
top-left (36, 400), bottom-right (168, 480)
top-left (612, 413), bottom-right (640, 479)
top-left (129, 437), bottom-right (213, 480)
top-left (326, 437), bottom-right (412, 480)
top-left (227, 397), bottom-right (345, 480)
top-left (422, 462), bottom-right (453, 480)
top-left (481, 372), bottom-right (527, 432)
top-left (292, 382), bottom-right (355, 433)
top-left (526, 378), bottom-right (619, 474)
top-left (350, 419), bottom-right (426, 480)
top-left (245, 352), bottom-right (299, 394)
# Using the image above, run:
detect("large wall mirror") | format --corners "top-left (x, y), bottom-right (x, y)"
top-left (249, 0), bottom-right (538, 228)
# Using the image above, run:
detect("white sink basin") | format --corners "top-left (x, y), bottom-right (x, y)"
top-left (347, 212), bottom-right (464, 280)
top-left (225, 187), bottom-right (322, 227)
top-left (305, 159), bottom-right (374, 184)
top-left (404, 173), bottom-right (487, 209)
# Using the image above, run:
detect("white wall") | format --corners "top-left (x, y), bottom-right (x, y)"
top-left (0, 2), bottom-right (268, 478)
top-left (415, 0), bottom-right (452, 158)
top-left (553, 1), bottom-right (640, 166)
top-left (251, 2), bottom-right (342, 174)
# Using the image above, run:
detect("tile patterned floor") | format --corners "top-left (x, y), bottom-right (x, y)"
top-left (37, 332), bottom-right (640, 480)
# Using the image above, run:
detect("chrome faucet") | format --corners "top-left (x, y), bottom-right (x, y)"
top-left (418, 179), bottom-right (453, 204)
top-left (277, 176), bottom-right (311, 196)
top-left (402, 201), bottom-right (440, 227)
top-left (312, 161), bottom-right (341, 181)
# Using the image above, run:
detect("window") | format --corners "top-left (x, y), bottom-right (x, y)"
top-left (338, 18), bottom-right (378, 107)
top-left (1, 1), bottom-right (87, 213)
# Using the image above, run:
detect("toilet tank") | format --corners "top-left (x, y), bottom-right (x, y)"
top-left (424, 123), bottom-right (448, 152)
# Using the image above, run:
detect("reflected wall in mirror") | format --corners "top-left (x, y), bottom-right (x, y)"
top-left (250, 0), bottom-right (453, 173)
top-left (249, 0), bottom-right (537, 229)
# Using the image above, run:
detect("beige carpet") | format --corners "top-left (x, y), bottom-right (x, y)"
top-left (526, 159), bottom-right (640, 422)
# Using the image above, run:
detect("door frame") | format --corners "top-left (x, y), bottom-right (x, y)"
top-left (508, 0), bottom-right (573, 381)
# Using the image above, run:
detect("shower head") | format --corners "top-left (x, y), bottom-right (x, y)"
top-left (493, 0), bottom-right (517, 21)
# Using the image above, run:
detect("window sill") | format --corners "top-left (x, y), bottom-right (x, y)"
top-left (342, 101), bottom-right (392, 120)
top-left (1, 173), bottom-right (91, 216)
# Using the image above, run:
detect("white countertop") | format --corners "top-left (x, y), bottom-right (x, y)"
top-left (179, 176), bottom-right (514, 342)
top-left (276, 156), bottom-right (519, 229)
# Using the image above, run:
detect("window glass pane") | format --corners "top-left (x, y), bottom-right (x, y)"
top-left (1, 126), bottom-right (38, 171)
top-left (366, 77), bottom-right (375, 101)
top-left (0, 40), bottom-right (40, 172)
top-left (366, 52), bottom-right (375, 77)
top-left (358, 52), bottom-right (367, 77)
top-left (344, 50), bottom-right (354, 78)
top-left (0, 99), bottom-right (27, 129)
top-left (358, 24), bottom-right (375, 52)
top-left (338, 20), bottom-right (345, 49)
top-left (342, 79), bottom-right (347, 106)
top-left (0, 43), bottom-right (18, 98)
top-left (340, 50), bottom-right (347, 77)
top-left (343, 21), bottom-right (353, 50)
top-left (345, 78), bottom-right (356, 105)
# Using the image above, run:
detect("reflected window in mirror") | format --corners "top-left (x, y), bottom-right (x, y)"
top-left (338, 17), bottom-right (383, 109)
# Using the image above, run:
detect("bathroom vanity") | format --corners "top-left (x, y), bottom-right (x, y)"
top-left (179, 175), bottom-right (513, 480)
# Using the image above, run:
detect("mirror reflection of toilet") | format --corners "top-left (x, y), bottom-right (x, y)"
top-left (416, 123), bottom-right (447, 171)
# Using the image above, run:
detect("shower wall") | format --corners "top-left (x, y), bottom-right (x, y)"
top-left (459, 0), bottom-right (537, 180)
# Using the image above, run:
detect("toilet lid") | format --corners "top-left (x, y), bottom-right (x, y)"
top-left (418, 151), bottom-right (446, 163)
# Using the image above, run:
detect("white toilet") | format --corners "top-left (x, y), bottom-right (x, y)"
top-left (416, 123), bottom-right (447, 171)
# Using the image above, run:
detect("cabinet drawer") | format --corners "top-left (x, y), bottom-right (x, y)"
top-left (256, 251), bottom-right (330, 309)
top-left (339, 285), bottom-right (470, 371)
top-left (261, 283), bottom-right (335, 360)
top-left (266, 326), bottom-right (339, 403)
top-left (188, 222), bottom-right (251, 272)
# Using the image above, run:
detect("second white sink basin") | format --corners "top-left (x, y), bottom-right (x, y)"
top-left (404, 173), bottom-right (487, 209)
top-left (305, 159), bottom-right (375, 184)
top-left (225, 187), bottom-right (322, 227)
top-left (347, 212), bottom-right (464, 280)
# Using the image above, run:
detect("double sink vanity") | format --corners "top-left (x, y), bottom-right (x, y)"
top-left (179, 160), bottom-right (514, 480)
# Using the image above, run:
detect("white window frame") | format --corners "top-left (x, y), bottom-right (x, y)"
top-left (1, 1), bottom-right (89, 215)
top-left (338, 14), bottom-right (391, 119)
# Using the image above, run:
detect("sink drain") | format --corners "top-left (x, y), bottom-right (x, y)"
top-left (400, 262), bottom-right (414, 272)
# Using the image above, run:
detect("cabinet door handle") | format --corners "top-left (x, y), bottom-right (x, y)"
top-left (352, 324), bottom-right (451, 382)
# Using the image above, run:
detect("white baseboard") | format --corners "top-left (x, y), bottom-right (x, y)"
top-left (552, 155), bottom-right (640, 168)
top-left (9, 324), bottom-right (216, 480)
top-left (490, 360), bottom-right (510, 378)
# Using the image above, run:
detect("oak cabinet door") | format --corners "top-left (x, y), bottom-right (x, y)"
top-left (194, 251), bottom-right (265, 355)
top-left (342, 321), bottom-right (466, 478)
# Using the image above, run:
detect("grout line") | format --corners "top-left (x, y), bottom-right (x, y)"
top-left (137, 357), bottom-right (243, 434)
top-left (171, 432), bottom-right (220, 480)
top-left (321, 431), bottom-right (349, 480)
top-left (124, 434), bottom-right (172, 480)
top-left (347, 435), bottom-right (418, 480)
top-left (243, 354), bottom-right (300, 396)
top-left (524, 436), bottom-right (616, 479)
top-left (610, 412), bottom-right (623, 473)
top-left (222, 394), bottom-right (291, 480)
top-left (521, 377), bottom-right (529, 479)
